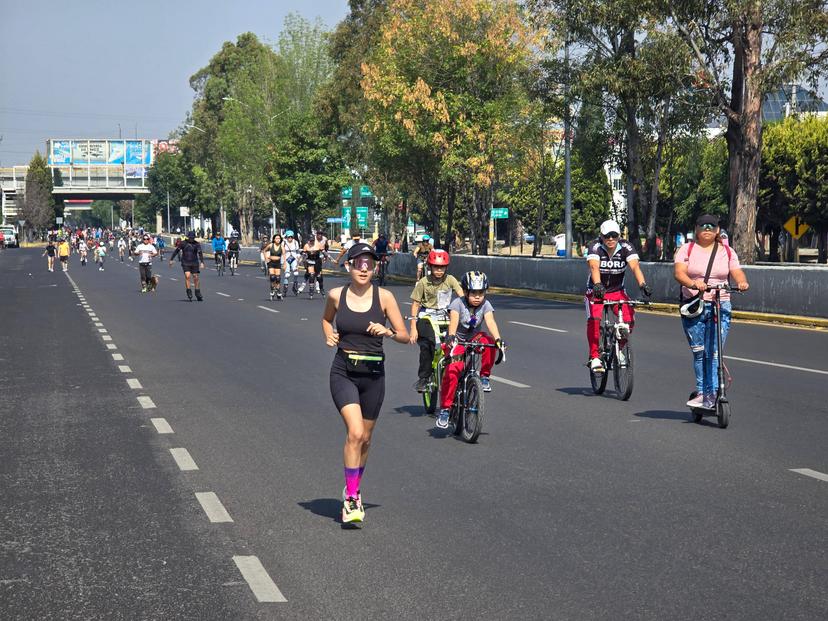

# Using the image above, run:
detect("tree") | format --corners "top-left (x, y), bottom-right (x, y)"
top-left (668, 0), bottom-right (828, 263)
top-left (20, 152), bottom-right (54, 234)
top-left (359, 0), bottom-right (540, 251)
top-left (791, 115), bottom-right (828, 262)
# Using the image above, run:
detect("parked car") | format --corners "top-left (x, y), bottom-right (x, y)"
top-left (0, 225), bottom-right (19, 247)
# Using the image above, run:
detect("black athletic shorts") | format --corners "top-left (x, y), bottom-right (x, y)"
top-left (182, 263), bottom-right (200, 274)
top-left (329, 353), bottom-right (385, 420)
top-left (59, 256), bottom-right (68, 262)
top-left (267, 261), bottom-right (281, 270)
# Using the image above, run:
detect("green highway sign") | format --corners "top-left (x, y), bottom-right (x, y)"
top-left (341, 186), bottom-right (353, 200)
top-left (356, 207), bottom-right (369, 227)
top-left (360, 185), bottom-right (373, 198)
top-left (342, 206), bottom-right (351, 223)
top-left (491, 208), bottom-right (509, 219)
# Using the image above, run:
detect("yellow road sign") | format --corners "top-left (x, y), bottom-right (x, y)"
top-left (784, 216), bottom-right (810, 240)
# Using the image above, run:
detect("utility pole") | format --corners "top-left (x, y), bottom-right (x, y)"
top-left (166, 190), bottom-right (171, 234)
top-left (563, 2), bottom-right (573, 259)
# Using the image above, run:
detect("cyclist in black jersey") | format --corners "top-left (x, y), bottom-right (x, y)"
top-left (322, 242), bottom-right (408, 525)
top-left (585, 220), bottom-right (651, 373)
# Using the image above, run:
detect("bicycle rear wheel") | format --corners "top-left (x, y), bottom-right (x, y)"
top-left (422, 381), bottom-right (437, 415)
top-left (613, 341), bottom-right (634, 401)
top-left (589, 362), bottom-right (608, 395)
top-left (459, 376), bottom-right (484, 443)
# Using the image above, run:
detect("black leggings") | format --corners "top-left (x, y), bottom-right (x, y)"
top-left (416, 318), bottom-right (437, 380)
top-left (139, 263), bottom-right (153, 284)
top-left (329, 354), bottom-right (385, 420)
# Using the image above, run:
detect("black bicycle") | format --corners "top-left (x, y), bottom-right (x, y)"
top-left (215, 251), bottom-right (226, 276)
top-left (448, 338), bottom-right (504, 443)
top-left (588, 299), bottom-right (649, 401)
top-left (376, 253), bottom-right (390, 286)
top-left (228, 252), bottom-right (238, 276)
top-left (687, 283), bottom-right (742, 429)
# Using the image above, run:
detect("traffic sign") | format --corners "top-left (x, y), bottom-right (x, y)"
top-left (327, 217), bottom-right (343, 224)
top-left (356, 207), bottom-right (369, 227)
top-left (55, 217), bottom-right (63, 224)
top-left (360, 186), bottom-right (373, 198)
top-left (341, 186), bottom-right (353, 200)
top-left (784, 216), bottom-right (810, 240)
top-left (491, 208), bottom-right (509, 219)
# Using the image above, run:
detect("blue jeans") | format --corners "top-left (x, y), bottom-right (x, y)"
top-left (681, 301), bottom-right (732, 395)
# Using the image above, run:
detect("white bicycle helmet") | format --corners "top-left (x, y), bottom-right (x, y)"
top-left (461, 270), bottom-right (489, 292)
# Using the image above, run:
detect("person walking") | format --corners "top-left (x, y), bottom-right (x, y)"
top-left (674, 214), bottom-right (749, 409)
top-left (321, 243), bottom-right (408, 524)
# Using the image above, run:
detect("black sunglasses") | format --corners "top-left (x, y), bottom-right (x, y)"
top-left (603, 232), bottom-right (619, 239)
top-left (699, 223), bottom-right (717, 231)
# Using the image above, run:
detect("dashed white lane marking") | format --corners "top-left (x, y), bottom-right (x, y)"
top-left (232, 556), bottom-right (286, 603)
top-left (170, 277), bottom-right (178, 281)
top-left (112, 353), bottom-right (124, 361)
top-left (509, 320), bottom-right (568, 333)
top-left (489, 375), bottom-right (531, 389)
top-left (257, 305), bottom-right (280, 314)
top-left (255, 276), bottom-right (267, 280)
top-left (237, 298), bottom-right (244, 301)
top-left (98, 328), bottom-right (108, 333)
top-left (106, 344), bottom-right (117, 350)
top-left (216, 292), bottom-right (231, 297)
top-left (127, 378), bottom-right (143, 389)
top-left (170, 448), bottom-right (198, 471)
top-left (94, 322), bottom-right (104, 327)
top-left (150, 418), bottom-right (174, 434)
top-left (195, 492), bottom-right (234, 523)
top-left (724, 356), bottom-right (828, 376)
top-left (137, 395), bottom-right (156, 409)
top-left (118, 365), bottom-right (132, 373)
top-left (102, 335), bottom-right (113, 341)
top-left (790, 468), bottom-right (828, 482)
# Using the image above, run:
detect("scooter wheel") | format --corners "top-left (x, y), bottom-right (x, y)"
top-left (688, 391), bottom-right (704, 423)
top-left (716, 399), bottom-right (730, 429)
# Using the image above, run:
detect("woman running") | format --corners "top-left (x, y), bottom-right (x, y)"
top-left (266, 234), bottom-right (283, 300)
top-left (321, 242), bottom-right (408, 524)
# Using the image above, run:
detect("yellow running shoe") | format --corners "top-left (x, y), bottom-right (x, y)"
top-left (342, 497), bottom-right (365, 524)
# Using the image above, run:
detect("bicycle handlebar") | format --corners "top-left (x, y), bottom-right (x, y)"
top-left (599, 299), bottom-right (651, 306)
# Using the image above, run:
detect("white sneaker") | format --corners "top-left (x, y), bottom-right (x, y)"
top-left (298, 283), bottom-right (305, 292)
top-left (589, 358), bottom-right (605, 373)
top-left (315, 283), bottom-right (321, 292)
top-left (686, 394), bottom-right (704, 408)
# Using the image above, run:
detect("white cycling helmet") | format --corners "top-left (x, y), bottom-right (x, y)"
top-left (679, 294), bottom-right (704, 318)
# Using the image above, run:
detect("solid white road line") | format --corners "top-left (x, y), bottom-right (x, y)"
top-left (137, 395), bottom-right (156, 409)
top-left (489, 375), bottom-right (531, 389)
top-left (170, 448), bottom-right (198, 471)
top-left (257, 305), bottom-right (279, 314)
top-left (195, 492), bottom-right (234, 523)
top-left (118, 365), bottom-right (132, 373)
top-left (127, 378), bottom-right (143, 389)
top-left (150, 418), bottom-right (174, 434)
top-left (112, 353), bottom-right (124, 361)
top-left (106, 344), bottom-right (117, 350)
top-left (724, 355), bottom-right (828, 376)
top-left (102, 335), bottom-right (112, 341)
top-left (232, 556), bottom-right (286, 603)
top-left (509, 320), bottom-right (568, 333)
top-left (216, 292), bottom-right (230, 297)
top-left (790, 468), bottom-right (828, 482)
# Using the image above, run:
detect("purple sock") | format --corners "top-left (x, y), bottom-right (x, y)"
top-left (344, 467), bottom-right (360, 499)
top-left (357, 466), bottom-right (365, 490)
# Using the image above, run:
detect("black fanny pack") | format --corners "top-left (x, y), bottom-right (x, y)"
top-left (339, 350), bottom-right (385, 375)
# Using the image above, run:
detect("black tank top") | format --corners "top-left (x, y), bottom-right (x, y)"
top-left (336, 285), bottom-right (385, 354)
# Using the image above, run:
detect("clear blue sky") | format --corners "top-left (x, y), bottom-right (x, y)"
top-left (0, 0), bottom-right (348, 166)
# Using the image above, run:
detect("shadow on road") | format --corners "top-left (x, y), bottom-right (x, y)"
top-left (634, 409), bottom-right (703, 423)
top-left (556, 386), bottom-right (597, 397)
top-left (393, 404), bottom-right (428, 418)
top-left (298, 498), bottom-right (382, 524)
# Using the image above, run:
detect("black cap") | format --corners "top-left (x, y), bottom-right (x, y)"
top-left (187, 231), bottom-right (196, 240)
top-left (346, 242), bottom-right (378, 261)
top-left (695, 214), bottom-right (720, 227)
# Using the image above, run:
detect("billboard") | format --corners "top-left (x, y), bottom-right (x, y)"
top-left (47, 139), bottom-right (153, 166)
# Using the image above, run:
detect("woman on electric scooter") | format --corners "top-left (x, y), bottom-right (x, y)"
top-left (674, 214), bottom-right (749, 410)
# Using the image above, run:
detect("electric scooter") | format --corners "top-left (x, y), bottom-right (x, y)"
top-left (688, 283), bottom-right (741, 429)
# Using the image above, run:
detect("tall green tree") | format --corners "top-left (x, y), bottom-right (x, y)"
top-left (668, 0), bottom-right (828, 263)
top-left (20, 152), bottom-right (54, 234)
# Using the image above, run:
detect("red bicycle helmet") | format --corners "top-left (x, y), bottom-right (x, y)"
top-left (427, 249), bottom-right (450, 266)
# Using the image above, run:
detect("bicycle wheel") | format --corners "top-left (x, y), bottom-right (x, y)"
top-left (422, 380), bottom-right (437, 415)
top-left (459, 376), bottom-right (484, 443)
top-left (613, 341), bottom-right (634, 401)
top-left (230, 259), bottom-right (235, 276)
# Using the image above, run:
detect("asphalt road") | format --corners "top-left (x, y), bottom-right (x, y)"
top-left (2, 248), bottom-right (826, 620)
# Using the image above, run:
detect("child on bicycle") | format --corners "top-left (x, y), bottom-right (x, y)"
top-left (436, 271), bottom-right (504, 429)
top-left (409, 249), bottom-right (464, 393)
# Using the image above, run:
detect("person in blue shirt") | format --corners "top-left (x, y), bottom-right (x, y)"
top-left (212, 232), bottom-right (227, 271)
top-left (156, 235), bottom-right (166, 260)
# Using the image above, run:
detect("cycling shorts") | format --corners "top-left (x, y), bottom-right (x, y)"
top-left (329, 352), bottom-right (385, 420)
top-left (181, 263), bottom-right (200, 274)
